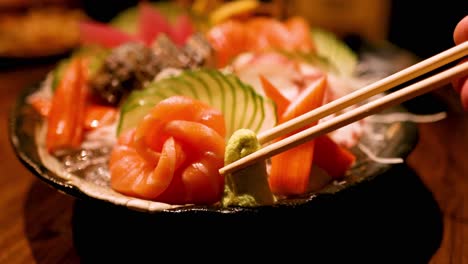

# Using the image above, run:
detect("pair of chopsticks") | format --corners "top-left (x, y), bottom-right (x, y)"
top-left (219, 41), bottom-right (468, 175)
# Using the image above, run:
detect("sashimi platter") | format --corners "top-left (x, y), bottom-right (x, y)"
top-left (10, 0), bottom-right (423, 213)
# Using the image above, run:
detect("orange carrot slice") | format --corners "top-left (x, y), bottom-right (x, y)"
top-left (268, 140), bottom-right (316, 196)
top-left (259, 74), bottom-right (290, 117)
top-left (83, 104), bottom-right (118, 130)
top-left (46, 58), bottom-right (88, 153)
top-left (30, 96), bottom-right (117, 131)
top-left (314, 135), bottom-right (356, 179)
top-left (281, 76), bottom-right (327, 122)
top-left (268, 77), bottom-right (327, 195)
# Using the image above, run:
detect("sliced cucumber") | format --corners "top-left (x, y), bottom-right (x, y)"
top-left (223, 73), bottom-right (248, 133)
top-left (191, 69), bottom-right (227, 116)
top-left (257, 96), bottom-right (276, 134)
top-left (118, 69), bottom-right (277, 139)
top-left (182, 71), bottom-right (214, 107)
top-left (224, 73), bottom-right (276, 134)
top-left (118, 78), bottom-right (192, 133)
top-left (311, 27), bottom-right (358, 77)
top-left (146, 76), bottom-right (198, 99)
top-left (227, 73), bottom-right (259, 131)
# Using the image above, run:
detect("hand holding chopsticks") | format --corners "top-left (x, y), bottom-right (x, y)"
top-left (219, 41), bottom-right (468, 175)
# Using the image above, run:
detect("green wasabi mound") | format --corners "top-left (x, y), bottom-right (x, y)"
top-left (223, 129), bottom-right (275, 207)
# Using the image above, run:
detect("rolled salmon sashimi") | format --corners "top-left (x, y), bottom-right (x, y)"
top-left (109, 96), bottom-right (226, 204)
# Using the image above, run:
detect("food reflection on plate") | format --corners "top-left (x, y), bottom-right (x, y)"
top-left (12, 0), bottom-right (424, 212)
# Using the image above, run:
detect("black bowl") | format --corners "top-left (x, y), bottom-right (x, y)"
top-left (9, 41), bottom-right (442, 262)
top-left (70, 164), bottom-right (442, 263)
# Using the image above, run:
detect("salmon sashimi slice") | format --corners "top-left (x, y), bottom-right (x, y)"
top-left (181, 151), bottom-right (225, 204)
top-left (133, 137), bottom-right (183, 199)
top-left (206, 17), bottom-right (315, 67)
top-left (110, 130), bottom-right (183, 199)
top-left (245, 17), bottom-right (292, 51)
top-left (163, 120), bottom-right (226, 158)
top-left (109, 96), bottom-right (226, 204)
top-left (268, 77), bottom-right (327, 195)
top-left (284, 16), bottom-right (315, 52)
top-left (205, 20), bottom-right (248, 67)
top-left (136, 95), bottom-right (226, 152)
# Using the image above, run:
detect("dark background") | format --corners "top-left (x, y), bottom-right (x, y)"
top-left (80, 0), bottom-right (468, 60)
top-left (387, 0), bottom-right (467, 59)
top-left (1, 0), bottom-right (465, 65)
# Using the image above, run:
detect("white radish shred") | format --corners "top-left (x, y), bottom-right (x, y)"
top-left (232, 52), bottom-right (306, 100)
top-left (365, 112), bottom-right (447, 124)
top-left (65, 156), bottom-right (110, 173)
top-left (353, 111), bottom-right (447, 165)
top-left (81, 121), bottom-right (118, 149)
top-left (357, 143), bottom-right (404, 164)
top-left (328, 121), bottom-right (364, 149)
top-left (154, 67), bottom-right (183, 81)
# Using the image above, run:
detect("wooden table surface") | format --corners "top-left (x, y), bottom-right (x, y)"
top-left (0, 62), bottom-right (467, 263)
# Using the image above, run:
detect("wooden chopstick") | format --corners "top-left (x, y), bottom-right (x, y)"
top-left (219, 46), bottom-right (468, 175)
top-left (257, 41), bottom-right (468, 145)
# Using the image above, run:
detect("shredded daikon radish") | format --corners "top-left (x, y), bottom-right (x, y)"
top-left (328, 121), bottom-right (364, 148)
top-left (154, 67), bottom-right (183, 81)
top-left (357, 143), bottom-right (404, 164)
top-left (354, 112), bottom-right (447, 165)
top-left (65, 156), bottom-right (110, 173)
top-left (366, 112), bottom-right (447, 123)
top-left (81, 121), bottom-right (118, 149)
